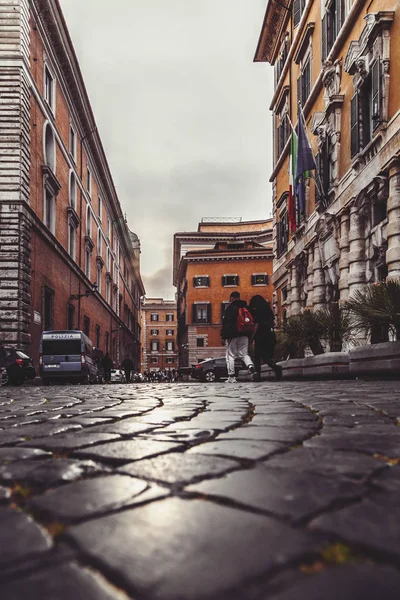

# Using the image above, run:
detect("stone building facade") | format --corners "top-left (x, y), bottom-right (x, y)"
top-left (0, 0), bottom-right (144, 367)
top-left (255, 1), bottom-right (400, 326)
top-left (140, 298), bottom-right (178, 373)
top-left (173, 219), bottom-right (273, 367)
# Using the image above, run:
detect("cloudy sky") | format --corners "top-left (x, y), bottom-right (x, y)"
top-left (59, 0), bottom-right (275, 299)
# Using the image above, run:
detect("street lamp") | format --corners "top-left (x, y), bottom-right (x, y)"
top-left (70, 283), bottom-right (98, 301)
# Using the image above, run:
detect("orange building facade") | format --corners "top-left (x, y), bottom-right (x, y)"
top-left (140, 298), bottom-right (178, 373)
top-left (0, 1), bottom-right (144, 368)
top-left (255, 1), bottom-right (400, 325)
top-left (173, 219), bottom-right (273, 367)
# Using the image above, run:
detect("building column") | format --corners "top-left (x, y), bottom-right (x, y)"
top-left (312, 242), bottom-right (325, 310)
top-left (289, 262), bottom-right (301, 316)
top-left (338, 209), bottom-right (350, 301)
top-left (386, 160), bottom-right (400, 280)
top-left (306, 245), bottom-right (314, 308)
top-left (348, 204), bottom-right (366, 297)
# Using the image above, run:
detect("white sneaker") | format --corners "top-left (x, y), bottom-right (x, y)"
top-left (226, 376), bottom-right (237, 383)
top-left (248, 364), bottom-right (255, 375)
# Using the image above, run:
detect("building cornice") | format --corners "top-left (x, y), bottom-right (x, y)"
top-left (254, 0), bottom-right (291, 64)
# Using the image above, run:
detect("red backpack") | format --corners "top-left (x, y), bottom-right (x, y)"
top-left (236, 306), bottom-right (255, 333)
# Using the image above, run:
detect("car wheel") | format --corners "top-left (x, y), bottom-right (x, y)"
top-left (80, 373), bottom-right (90, 385)
top-left (204, 370), bottom-right (216, 383)
top-left (0, 369), bottom-right (8, 386)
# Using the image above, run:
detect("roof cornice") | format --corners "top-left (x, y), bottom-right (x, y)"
top-left (254, 0), bottom-right (291, 64)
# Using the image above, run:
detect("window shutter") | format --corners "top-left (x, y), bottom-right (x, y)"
top-left (302, 61), bottom-right (310, 105)
top-left (371, 59), bottom-right (381, 131)
top-left (321, 14), bottom-right (327, 62)
top-left (297, 75), bottom-right (302, 108)
top-left (235, 275), bottom-right (240, 286)
top-left (193, 277), bottom-right (197, 287)
top-left (207, 304), bottom-right (212, 324)
top-left (192, 303), bottom-right (197, 324)
top-left (221, 275), bottom-right (226, 286)
top-left (251, 275), bottom-right (256, 285)
top-left (206, 276), bottom-right (210, 286)
top-left (350, 93), bottom-right (360, 158)
top-left (293, 0), bottom-right (301, 27)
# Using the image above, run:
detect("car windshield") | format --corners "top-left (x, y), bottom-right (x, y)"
top-left (16, 351), bottom-right (30, 359)
top-left (42, 340), bottom-right (81, 355)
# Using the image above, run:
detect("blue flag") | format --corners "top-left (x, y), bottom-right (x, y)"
top-left (295, 106), bottom-right (316, 214)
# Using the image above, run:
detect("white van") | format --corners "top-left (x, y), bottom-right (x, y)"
top-left (39, 330), bottom-right (97, 384)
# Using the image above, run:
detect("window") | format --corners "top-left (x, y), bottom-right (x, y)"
top-left (83, 315), bottom-right (90, 337)
top-left (166, 358), bottom-right (174, 364)
top-left (86, 206), bottom-right (92, 238)
top-left (372, 199), bottom-right (387, 228)
top-left (277, 211), bottom-right (289, 257)
top-left (350, 60), bottom-right (382, 158)
top-left (151, 357), bottom-right (158, 364)
top-left (277, 109), bottom-right (289, 158)
top-left (113, 288), bottom-right (118, 312)
top-left (106, 249), bottom-right (111, 272)
top-left (98, 197), bottom-right (102, 220)
top-left (293, 0), bottom-right (306, 28)
top-left (44, 123), bottom-right (56, 172)
top-left (192, 303), bottom-right (211, 324)
top-left (107, 218), bottom-right (111, 240)
top-left (276, 35), bottom-right (289, 83)
top-left (151, 341), bottom-right (159, 351)
top-left (85, 247), bottom-right (91, 279)
top-left (69, 172), bottom-right (76, 209)
top-left (151, 313), bottom-right (159, 321)
top-left (193, 276), bottom-right (210, 287)
top-left (166, 313), bottom-right (174, 322)
top-left (69, 125), bottom-right (76, 161)
top-left (106, 278), bottom-right (111, 304)
top-left (151, 329), bottom-right (159, 335)
top-left (67, 303), bottom-right (75, 330)
top-left (297, 56), bottom-right (311, 108)
top-left (43, 287), bottom-right (54, 330)
top-left (322, 0), bottom-right (346, 62)
top-left (44, 65), bottom-right (55, 111)
top-left (282, 286), bottom-right (288, 303)
top-left (252, 274), bottom-right (269, 286)
top-left (105, 331), bottom-right (109, 353)
top-left (97, 229), bottom-right (102, 255)
top-left (196, 338), bottom-right (205, 347)
top-left (95, 324), bottom-right (101, 348)
top-left (166, 329), bottom-right (174, 336)
top-left (166, 341), bottom-right (174, 351)
top-left (96, 265), bottom-right (102, 294)
top-left (44, 187), bottom-right (56, 234)
top-left (86, 167), bottom-right (92, 196)
top-left (222, 275), bottom-right (239, 286)
top-left (68, 222), bottom-right (76, 259)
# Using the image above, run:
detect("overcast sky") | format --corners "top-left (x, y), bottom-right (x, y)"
top-left (59, 0), bottom-right (274, 299)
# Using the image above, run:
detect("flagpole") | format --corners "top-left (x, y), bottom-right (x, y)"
top-left (297, 101), bottom-right (328, 209)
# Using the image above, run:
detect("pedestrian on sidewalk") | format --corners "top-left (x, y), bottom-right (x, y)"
top-left (121, 355), bottom-right (134, 383)
top-left (100, 352), bottom-right (113, 384)
top-left (221, 291), bottom-right (255, 383)
top-left (248, 294), bottom-right (282, 381)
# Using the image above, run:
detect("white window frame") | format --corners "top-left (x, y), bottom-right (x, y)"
top-left (98, 197), bottom-right (102, 220)
top-left (166, 329), bottom-right (174, 336)
top-left (43, 186), bottom-right (56, 234)
top-left (97, 228), bottom-right (102, 255)
top-left (96, 265), bottom-right (102, 295)
top-left (166, 313), bottom-right (174, 322)
top-left (85, 247), bottom-right (91, 279)
top-left (222, 274), bottom-right (239, 287)
top-left (150, 329), bottom-right (159, 335)
top-left (43, 62), bottom-right (56, 114)
top-left (43, 122), bottom-right (56, 173)
top-left (86, 205), bottom-right (92, 238)
top-left (252, 273), bottom-right (268, 286)
top-left (68, 221), bottom-right (76, 260)
top-left (86, 166), bottom-right (92, 197)
top-left (69, 171), bottom-right (76, 209)
top-left (106, 278), bottom-right (111, 304)
top-left (69, 124), bottom-right (76, 161)
top-left (151, 313), bottom-right (159, 322)
top-left (166, 341), bottom-right (174, 351)
top-left (151, 341), bottom-right (159, 352)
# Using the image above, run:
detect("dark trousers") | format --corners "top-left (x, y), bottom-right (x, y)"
top-left (254, 329), bottom-right (280, 376)
top-left (104, 368), bottom-right (111, 383)
top-left (124, 369), bottom-right (131, 383)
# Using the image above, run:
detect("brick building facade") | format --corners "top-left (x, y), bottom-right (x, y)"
top-left (173, 219), bottom-right (273, 367)
top-left (0, 0), bottom-right (144, 369)
top-left (140, 298), bottom-right (178, 373)
top-left (255, 1), bottom-right (400, 326)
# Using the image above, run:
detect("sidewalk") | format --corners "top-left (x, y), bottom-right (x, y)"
top-left (0, 380), bottom-right (400, 599)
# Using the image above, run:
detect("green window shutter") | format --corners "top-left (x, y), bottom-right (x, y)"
top-left (371, 59), bottom-right (381, 131)
top-left (293, 0), bottom-right (301, 27)
top-left (192, 304), bottom-right (197, 324)
top-left (207, 304), bottom-right (212, 324)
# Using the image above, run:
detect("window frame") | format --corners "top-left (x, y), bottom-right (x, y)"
top-left (151, 313), bottom-right (159, 322)
top-left (166, 313), bottom-right (174, 322)
top-left (222, 274), bottom-right (239, 287)
top-left (44, 63), bottom-right (55, 113)
top-left (192, 303), bottom-right (211, 324)
top-left (69, 124), bottom-right (76, 161)
top-left (193, 276), bottom-right (210, 288)
top-left (252, 273), bottom-right (269, 286)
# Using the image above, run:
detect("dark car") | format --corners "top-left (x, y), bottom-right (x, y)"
top-left (5, 348), bottom-right (36, 385)
top-left (191, 357), bottom-right (231, 382)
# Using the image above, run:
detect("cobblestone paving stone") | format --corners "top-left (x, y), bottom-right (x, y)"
top-left (0, 380), bottom-right (399, 599)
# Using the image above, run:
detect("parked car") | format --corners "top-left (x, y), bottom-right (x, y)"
top-left (4, 348), bottom-right (36, 385)
top-left (110, 369), bottom-right (126, 383)
top-left (191, 357), bottom-right (230, 382)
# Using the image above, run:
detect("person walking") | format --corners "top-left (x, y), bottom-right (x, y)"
top-left (0, 342), bottom-right (7, 386)
top-left (121, 355), bottom-right (134, 383)
top-left (100, 352), bottom-right (113, 384)
top-left (221, 291), bottom-right (255, 383)
top-left (248, 295), bottom-right (282, 381)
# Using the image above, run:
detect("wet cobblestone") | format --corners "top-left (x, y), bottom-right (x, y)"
top-left (0, 380), bottom-right (399, 599)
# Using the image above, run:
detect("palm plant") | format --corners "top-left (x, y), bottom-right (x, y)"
top-left (281, 310), bottom-right (325, 356)
top-left (345, 280), bottom-right (400, 341)
top-left (315, 303), bottom-right (355, 352)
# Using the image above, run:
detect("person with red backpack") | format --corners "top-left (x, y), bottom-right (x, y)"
top-left (221, 291), bottom-right (255, 383)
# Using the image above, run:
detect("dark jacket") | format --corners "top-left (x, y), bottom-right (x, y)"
top-left (221, 299), bottom-right (249, 340)
top-left (121, 358), bottom-right (134, 371)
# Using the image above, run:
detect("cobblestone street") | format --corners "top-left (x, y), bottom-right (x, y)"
top-left (0, 380), bottom-right (400, 599)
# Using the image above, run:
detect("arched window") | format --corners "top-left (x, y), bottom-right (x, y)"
top-left (44, 122), bottom-right (56, 172)
top-left (86, 205), bottom-right (91, 237)
top-left (69, 171), bottom-right (76, 209)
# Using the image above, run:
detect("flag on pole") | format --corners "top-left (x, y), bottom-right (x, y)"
top-left (288, 130), bottom-right (297, 232)
top-left (295, 104), bottom-right (317, 215)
